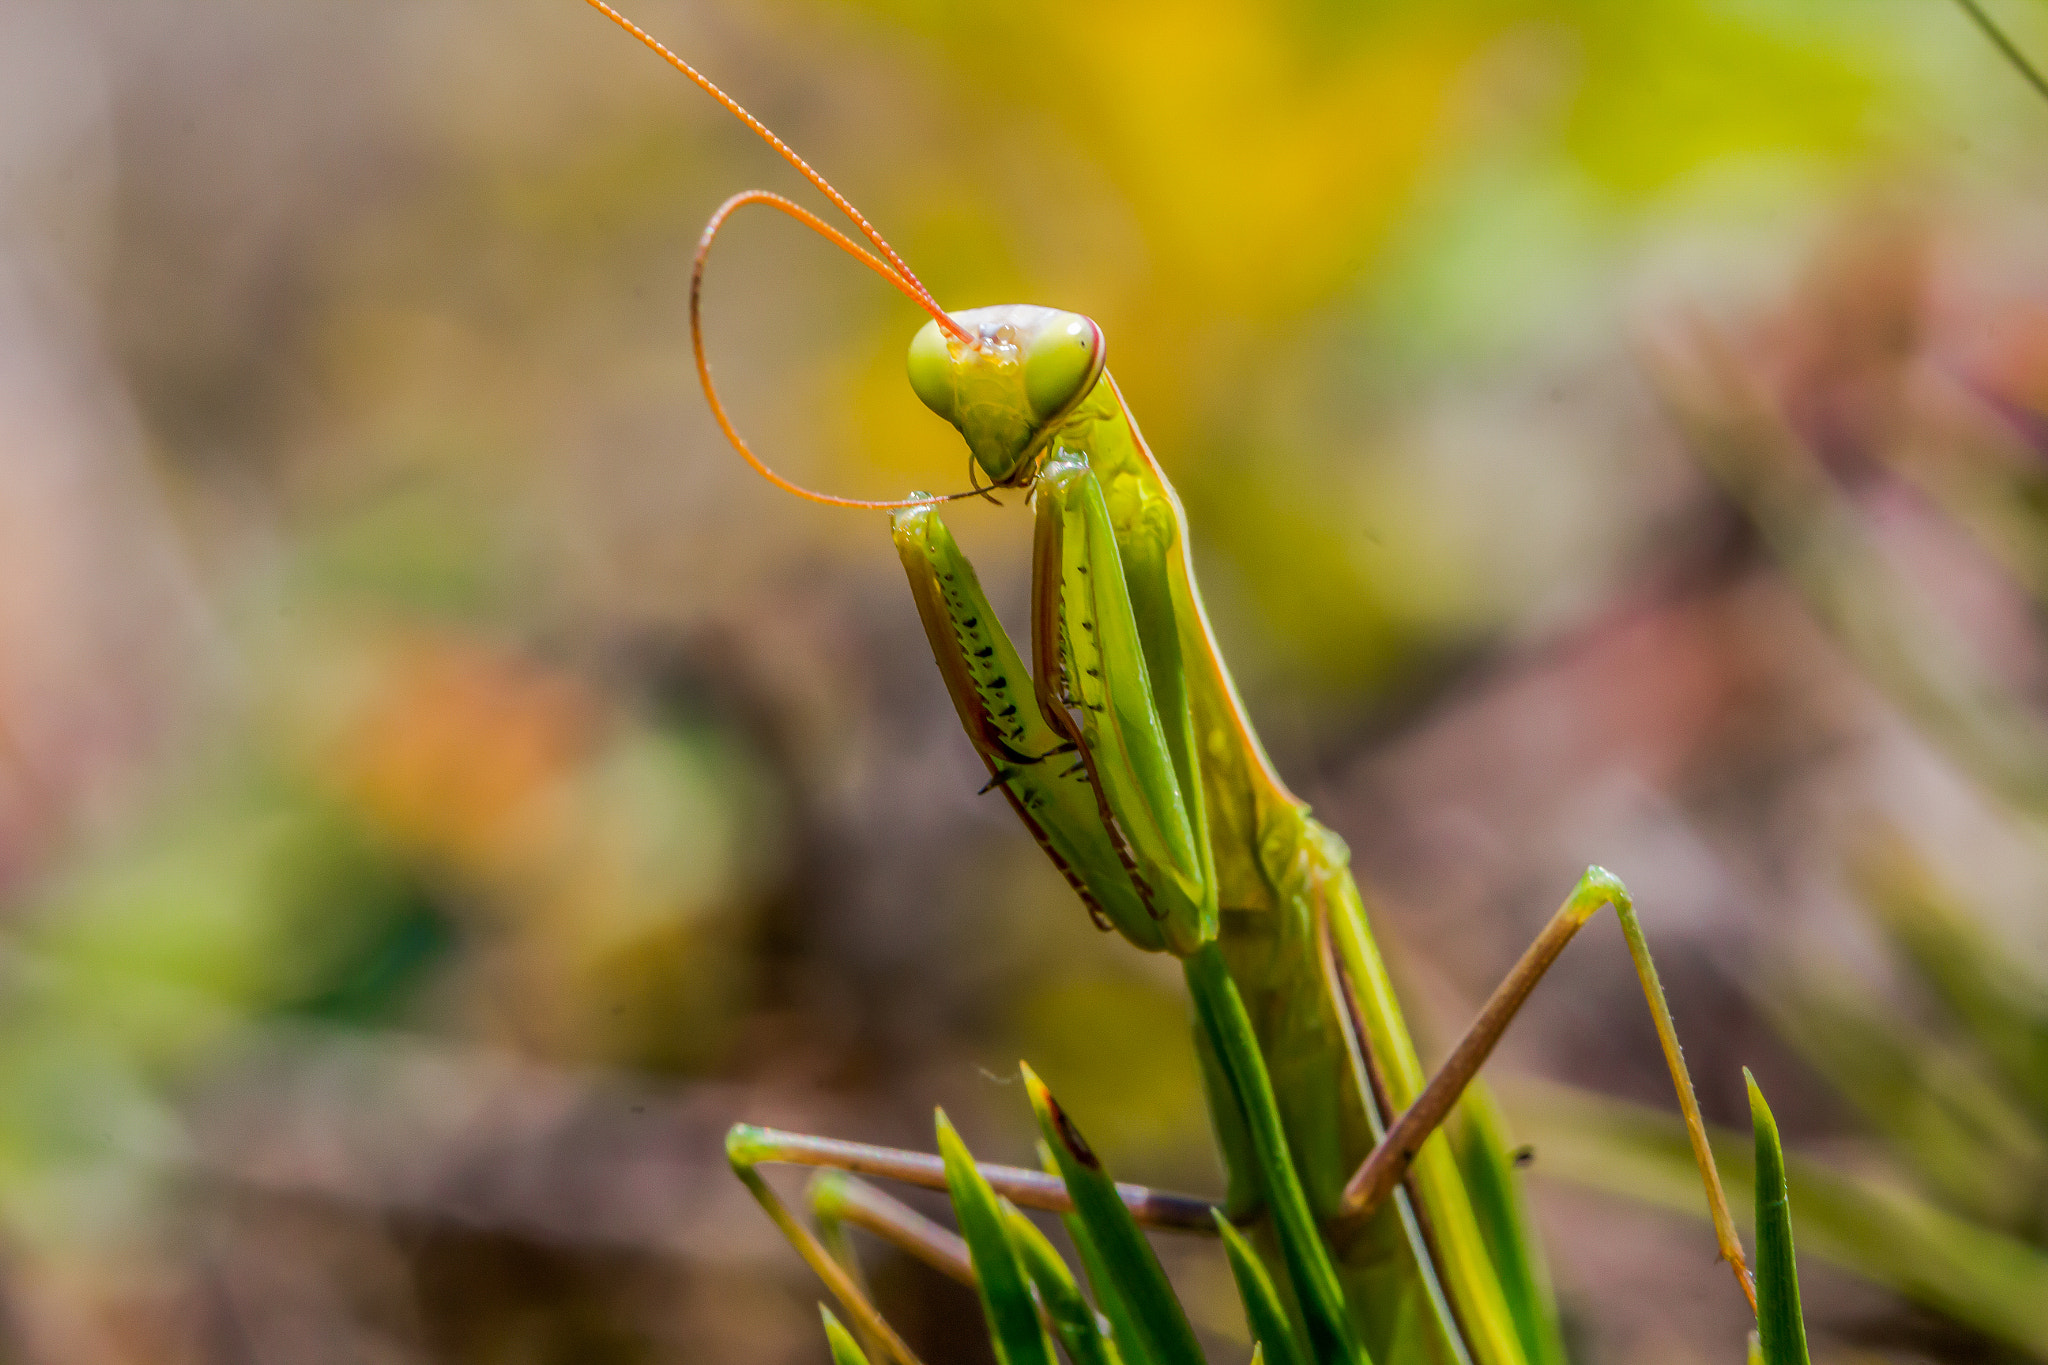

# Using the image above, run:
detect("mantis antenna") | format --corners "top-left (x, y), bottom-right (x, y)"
top-left (585, 0), bottom-right (987, 510)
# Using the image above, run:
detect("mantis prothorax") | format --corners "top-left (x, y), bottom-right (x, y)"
top-left (583, 5), bottom-right (1764, 1363)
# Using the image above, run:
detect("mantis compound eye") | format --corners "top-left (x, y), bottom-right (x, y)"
top-left (1023, 313), bottom-right (1106, 424)
top-left (907, 305), bottom-right (1107, 488)
top-left (905, 321), bottom-right (961, 425)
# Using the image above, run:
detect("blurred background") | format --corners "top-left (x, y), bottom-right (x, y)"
top-left (3, 0), bottom-right (2048, 1360)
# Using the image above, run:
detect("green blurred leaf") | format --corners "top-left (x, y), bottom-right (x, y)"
top-left (1511, 1077), bottom-right (2048, 1357)
top-left (1859, 852), bottom-right (2048, 1129)
top-left (1761, 972), bottom-right (2046, 1230)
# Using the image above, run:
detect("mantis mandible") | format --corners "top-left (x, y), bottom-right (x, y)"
top-left (582, 6), bottom-right (1763, 1363)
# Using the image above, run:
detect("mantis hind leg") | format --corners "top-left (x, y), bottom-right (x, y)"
top-left (1329, 868), bottom-right (1757, 1313)
top-left (729, 1124), bottom-right (1220, 1229)
top-left (811, 1171), bottom-right (974, 1287)
top-left (729, 1132), bottom-right (928, 1365)
top-left (728, 1123), bottom-right (1224, 1365)
top-left (807, 1173), bottom-right (973, 1365)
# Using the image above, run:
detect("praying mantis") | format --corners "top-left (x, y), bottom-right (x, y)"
top-left (579, 5), bottom-right (1812, 1363)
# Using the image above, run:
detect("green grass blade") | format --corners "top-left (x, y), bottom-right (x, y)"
top-left (811, 1173), bottom-right (892, 1365)
top-left (1450, 1086), bottom-right (1565, 1365)
top-left (938, 1110), bottom-right (1059, 1365)
top-left (1045, 1141), bottom-right (1156, 1365)
top-left (1858, 854), bottom-right (2048, 1127)
top-left (1215, 1213), bottom-right (1309, 1365)
top-left (1069, 1215), bottom-right (1152, 1365)
top-left (1746, 1074), bottom-right (1810, 1365)
top-left (1514, 1077), bottom-right (2048, 1357)
top-left (1006, 1203), bottom-right (1123, 1365)
top-left (1184, 944), bottom-right (1369, 1365)
top-left (1759, 974), bottom-right (2041, 1228)
top-left (1194, 1023), bottom-right (1264, 1219)
top-left (1023, 1066), bottom-right (1204, 1365)
top-left (823, 1306), bottom-right (877, 1365)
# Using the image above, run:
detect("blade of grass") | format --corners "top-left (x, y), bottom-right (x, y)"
top-left (824, 1306), bottom-right (877, 1365)
top-left (1024, 1066), bottom-right (1204, 1365)
top-left (1046, 1141), bottom-right (1157, 1365)
top-left (1746, 1074), bottom-right (1811, 1365)
top-left (1215, 1213), bottom-right (1310, 1365)
top-left (1184, 943), bottom-right (1370, 1365)
top-left (1758, 973), bottom-right (2044, 1226)
top-left (1858, 851), bottom-right (2048, 1127)
top-left (938, 1110), bottom-right (1059, 1365)
top-left (1449, 1087), bottom-right (1566, 1365)
top-left (1006, 1203), bottom-right (1123, 1365)
top-left (1511, 1077), bottom-right (2048, 1357)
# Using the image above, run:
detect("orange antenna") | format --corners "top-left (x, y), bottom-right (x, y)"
top-left (586, 0), bottom-right (989, 510)
top-left (583, 0), bottom-right (973, 349)
top-left (692, 191), bottom-right (983, 510)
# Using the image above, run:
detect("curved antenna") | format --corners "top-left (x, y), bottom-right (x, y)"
top-left (692, 191), bottom-right (984, 510)
top-left (584, 0), bottom-right (976, 348)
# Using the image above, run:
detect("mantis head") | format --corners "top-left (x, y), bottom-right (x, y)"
top-left (906, 305), bottom-right (1107, 489)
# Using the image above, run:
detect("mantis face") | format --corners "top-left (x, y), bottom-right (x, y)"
top-left (906, 305), bottom-right (1107, 488)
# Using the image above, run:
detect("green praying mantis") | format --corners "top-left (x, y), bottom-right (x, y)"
top-left (581, 5), bottom-right (1812, 1363)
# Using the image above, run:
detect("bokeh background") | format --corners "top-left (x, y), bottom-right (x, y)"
top-left (4, 0), bottom-right (2048, 1360)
